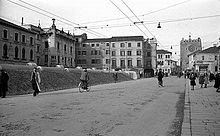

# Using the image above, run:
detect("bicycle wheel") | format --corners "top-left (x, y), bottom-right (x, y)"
top-left (78, 82), bottom-right (83, 93)
top-left (86, 84), bottom-right (91, 92)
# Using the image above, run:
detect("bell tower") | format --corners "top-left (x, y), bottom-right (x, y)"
top-left (180, 35), bottom-right (202, 71)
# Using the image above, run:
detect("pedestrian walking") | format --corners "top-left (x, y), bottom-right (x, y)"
top-left (209, 72), bottom-right (215, 82)
top-left (199, 73), bottom-right (205, 88)
top-left (189, 73), bottom-right (196, 90)
top-left (80, 68), bottom-right (90, 90)
top-left (214, 72), bottom-right (220, 92)
top-left (31, 67), bottom-right (41, 96)
top-left (157, 69), bottom-right (164, 87)
top-left (112, 72), bottom-right (118, 83)
top-left (0, 66), bottom-right (9, 98)
top-left (204, 73), bottom-right (209, 88)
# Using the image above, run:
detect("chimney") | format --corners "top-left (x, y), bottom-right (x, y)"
top-left (21, 17), bottom-right (24, 25)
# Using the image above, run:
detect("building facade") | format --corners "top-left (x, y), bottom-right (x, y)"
top-left (188, 46), bottom-right (220, 73)
top-left (180, 35), bottom-right (202, 71)
top-left (156, 49), bottom-right (173, 74)
top-left (0, 18), bottom-right (36, 65)
top-left (75, 34), bottom-right (157, 75)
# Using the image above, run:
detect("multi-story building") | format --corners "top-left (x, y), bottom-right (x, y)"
top-left (180, 35), bottom-right (202, 71)
top-left (75, 34), bottom-right (157, 76)
top-left (188, 46), bottom-right (220, 73)
top-left (0, 18), bottom-right (36, 65)
top-left (41, 19), bottom-right (75, 67)
top-left (156, 49), bottom-right (173, 74)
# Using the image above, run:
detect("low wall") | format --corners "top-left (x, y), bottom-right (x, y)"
top-left (1, 64), bottom-right (133, 95)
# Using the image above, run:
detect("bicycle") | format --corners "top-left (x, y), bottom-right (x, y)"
top-left (78, 81), bottom-right (91, 93)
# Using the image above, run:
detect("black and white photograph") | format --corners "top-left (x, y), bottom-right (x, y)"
top-left (0, 0), bottom-right (220, 135)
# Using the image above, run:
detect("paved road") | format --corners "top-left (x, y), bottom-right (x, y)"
top-left (0, 77), bottom-right (185, 136)
top-left (181, 78), bottom-right (220, 136)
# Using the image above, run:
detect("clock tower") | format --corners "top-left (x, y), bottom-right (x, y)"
top-left (180, 35), bottom-right (202, 71)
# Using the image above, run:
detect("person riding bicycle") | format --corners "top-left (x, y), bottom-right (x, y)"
top-left (80, 68), bottom-right (90, 90)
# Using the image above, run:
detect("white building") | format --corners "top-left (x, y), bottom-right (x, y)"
top-left (188, 46), bottom-right (220, 73)
top-left (156, 49), bottom-right (173, 74)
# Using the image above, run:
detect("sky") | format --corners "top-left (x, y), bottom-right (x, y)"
top-left (1, 0), bottom-right (220, 61)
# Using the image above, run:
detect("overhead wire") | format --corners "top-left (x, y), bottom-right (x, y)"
top-left (108, 0), bottom-right (149, 38)
top-left (80, 0), bottom-right (191, 25)
top-left (5, 0), bottom-right (107, 37)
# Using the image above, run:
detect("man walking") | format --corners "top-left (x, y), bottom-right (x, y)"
top-left (0, 66), bottom-right (9, 98)
top-left (158, 69), bottom-right (164, 87)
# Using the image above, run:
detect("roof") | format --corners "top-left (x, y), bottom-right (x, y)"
top-left (198, 46), bottom-right (220, 54)
top-left (156, 49), bottom-right (172, 54)
top-left (0, 18), bottom-right (36, 34)
top-left (84, 36), bottom-right (144, 43)
top-left (111, 36), bottom-right (144, 42)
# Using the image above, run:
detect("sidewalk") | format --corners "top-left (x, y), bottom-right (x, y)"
top-left (181, 79), bottom-right (220, 136)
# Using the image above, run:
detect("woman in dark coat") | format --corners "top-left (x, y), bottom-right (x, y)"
top-left (214, 72), bottom-right (220, 92)
top-left (190, 73), bottom-right (196, 90)
top-left (199, 74), bottom-right (205, 88)
top-left (0, 68), bottom-right (9, 98)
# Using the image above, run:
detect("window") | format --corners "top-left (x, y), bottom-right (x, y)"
top-left (70, 46), bottom-right (73, 54)
top-left (64, 44), bottom-right (67, 52)
top-left (158, 54), bottom-right (162, 59)
top-left (58, 56), bottom-right (60, 64)
top-left (215, 56), bottom-right (217, 60)
top-left (91, 59), bottom-right (100, 64)
top-left (137, 50), bottom-right (141, 56)
top-left (137, 60), bottom-right (142, 67)
top-left (37, 45), bottom-right (40, 53)
top-left (3, 29), bottom-right (8, 39)
top-left (15, 46), bottom-right (19, 58)
top-left (22, 35), bottom-right (26, 43)
top-left (120, 43), bottom-right (125, 48)
top-left (65, 57), bottom-right (67, 65)
top-left (36, 34), bottom-right (40, 40)
top-left (202, 56), bottom-right (204, 60)
top-left (106, 43), bottom-right (110, 46)
top-left (120, 59), bottom-right (125, 68)
top-left (45, 55), bottom-right (48, 63)
top-left (112, 43), bottom-right (115, 48)
top-left (22, 48), bottom-right (25, 59)
top-left (137, 42), bottom-right (141, 47)
top-left (168, 60), bottom-right (170, 65)
top-left (106, 50), bottom-right (110, 55)
top-left (30, 37), bottom-right (33, 45)
top-left (57, 42), bottom-right (60, 50)
top-left (82, 44), bottom-right (86, 47)
top-left (91, 44), bottom-right (95, 47)
top-left (120, 51), bottom-right (125, 56)
top-left (77, 59), bottom-right (87, 64)
top-left (128, 59), bottom-right (132, 67)
top-left (3, 44), bottom-right (8, 57)
top-left (127, 51), bottom-right (132, 56)
top-left (14, 33), bottom-right (19, 42)
top-left (82, 51), bottom-right (87, 55)
top-left (96, 44), bottom-right (99, 47)
top-left (78, 51), bottom-right (81, 55)
top-left (112, 59), bottom-right (117, 68)
top-left (106, 59), bottom-right (110, 64)
top-left (112, 51), bottom-right (116, 56)
top-left (147, 52), bottom-right (151, 57)
top-left (45, 41), bottom-right (49, 48)
top-left (128, 43), bottom-right (131, 47)
top-left (71, 58), bottom-right (73, 66)
top-left (147, 61), bottom-right (151, 67)
top-left (30, 50), bottom-right (33, 60)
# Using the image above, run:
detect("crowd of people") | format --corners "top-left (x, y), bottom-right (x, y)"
top-left (188, 71), bottom-right (220, 92)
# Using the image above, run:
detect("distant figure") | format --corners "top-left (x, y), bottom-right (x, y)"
top-left (189, 73), bottom-right (196, 90)
top-left (214, 72), bottom-right (220, 92)
top-left (80, 68), bottom-right (90, 90)
top-left (204, 73), bottom-right (209, 88)
top-left (199, 73), bottom-right (205, 88)
top-left (209, 72), bottom-right (215, 82)
top-left (0, 66), bottom-right (9, 98)
top-left (31, 67), bottom-right (41, 96)
top-left (112, 72), bottom-right (118, 83)
top-left (157, 69), bottom-right (164, 87)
